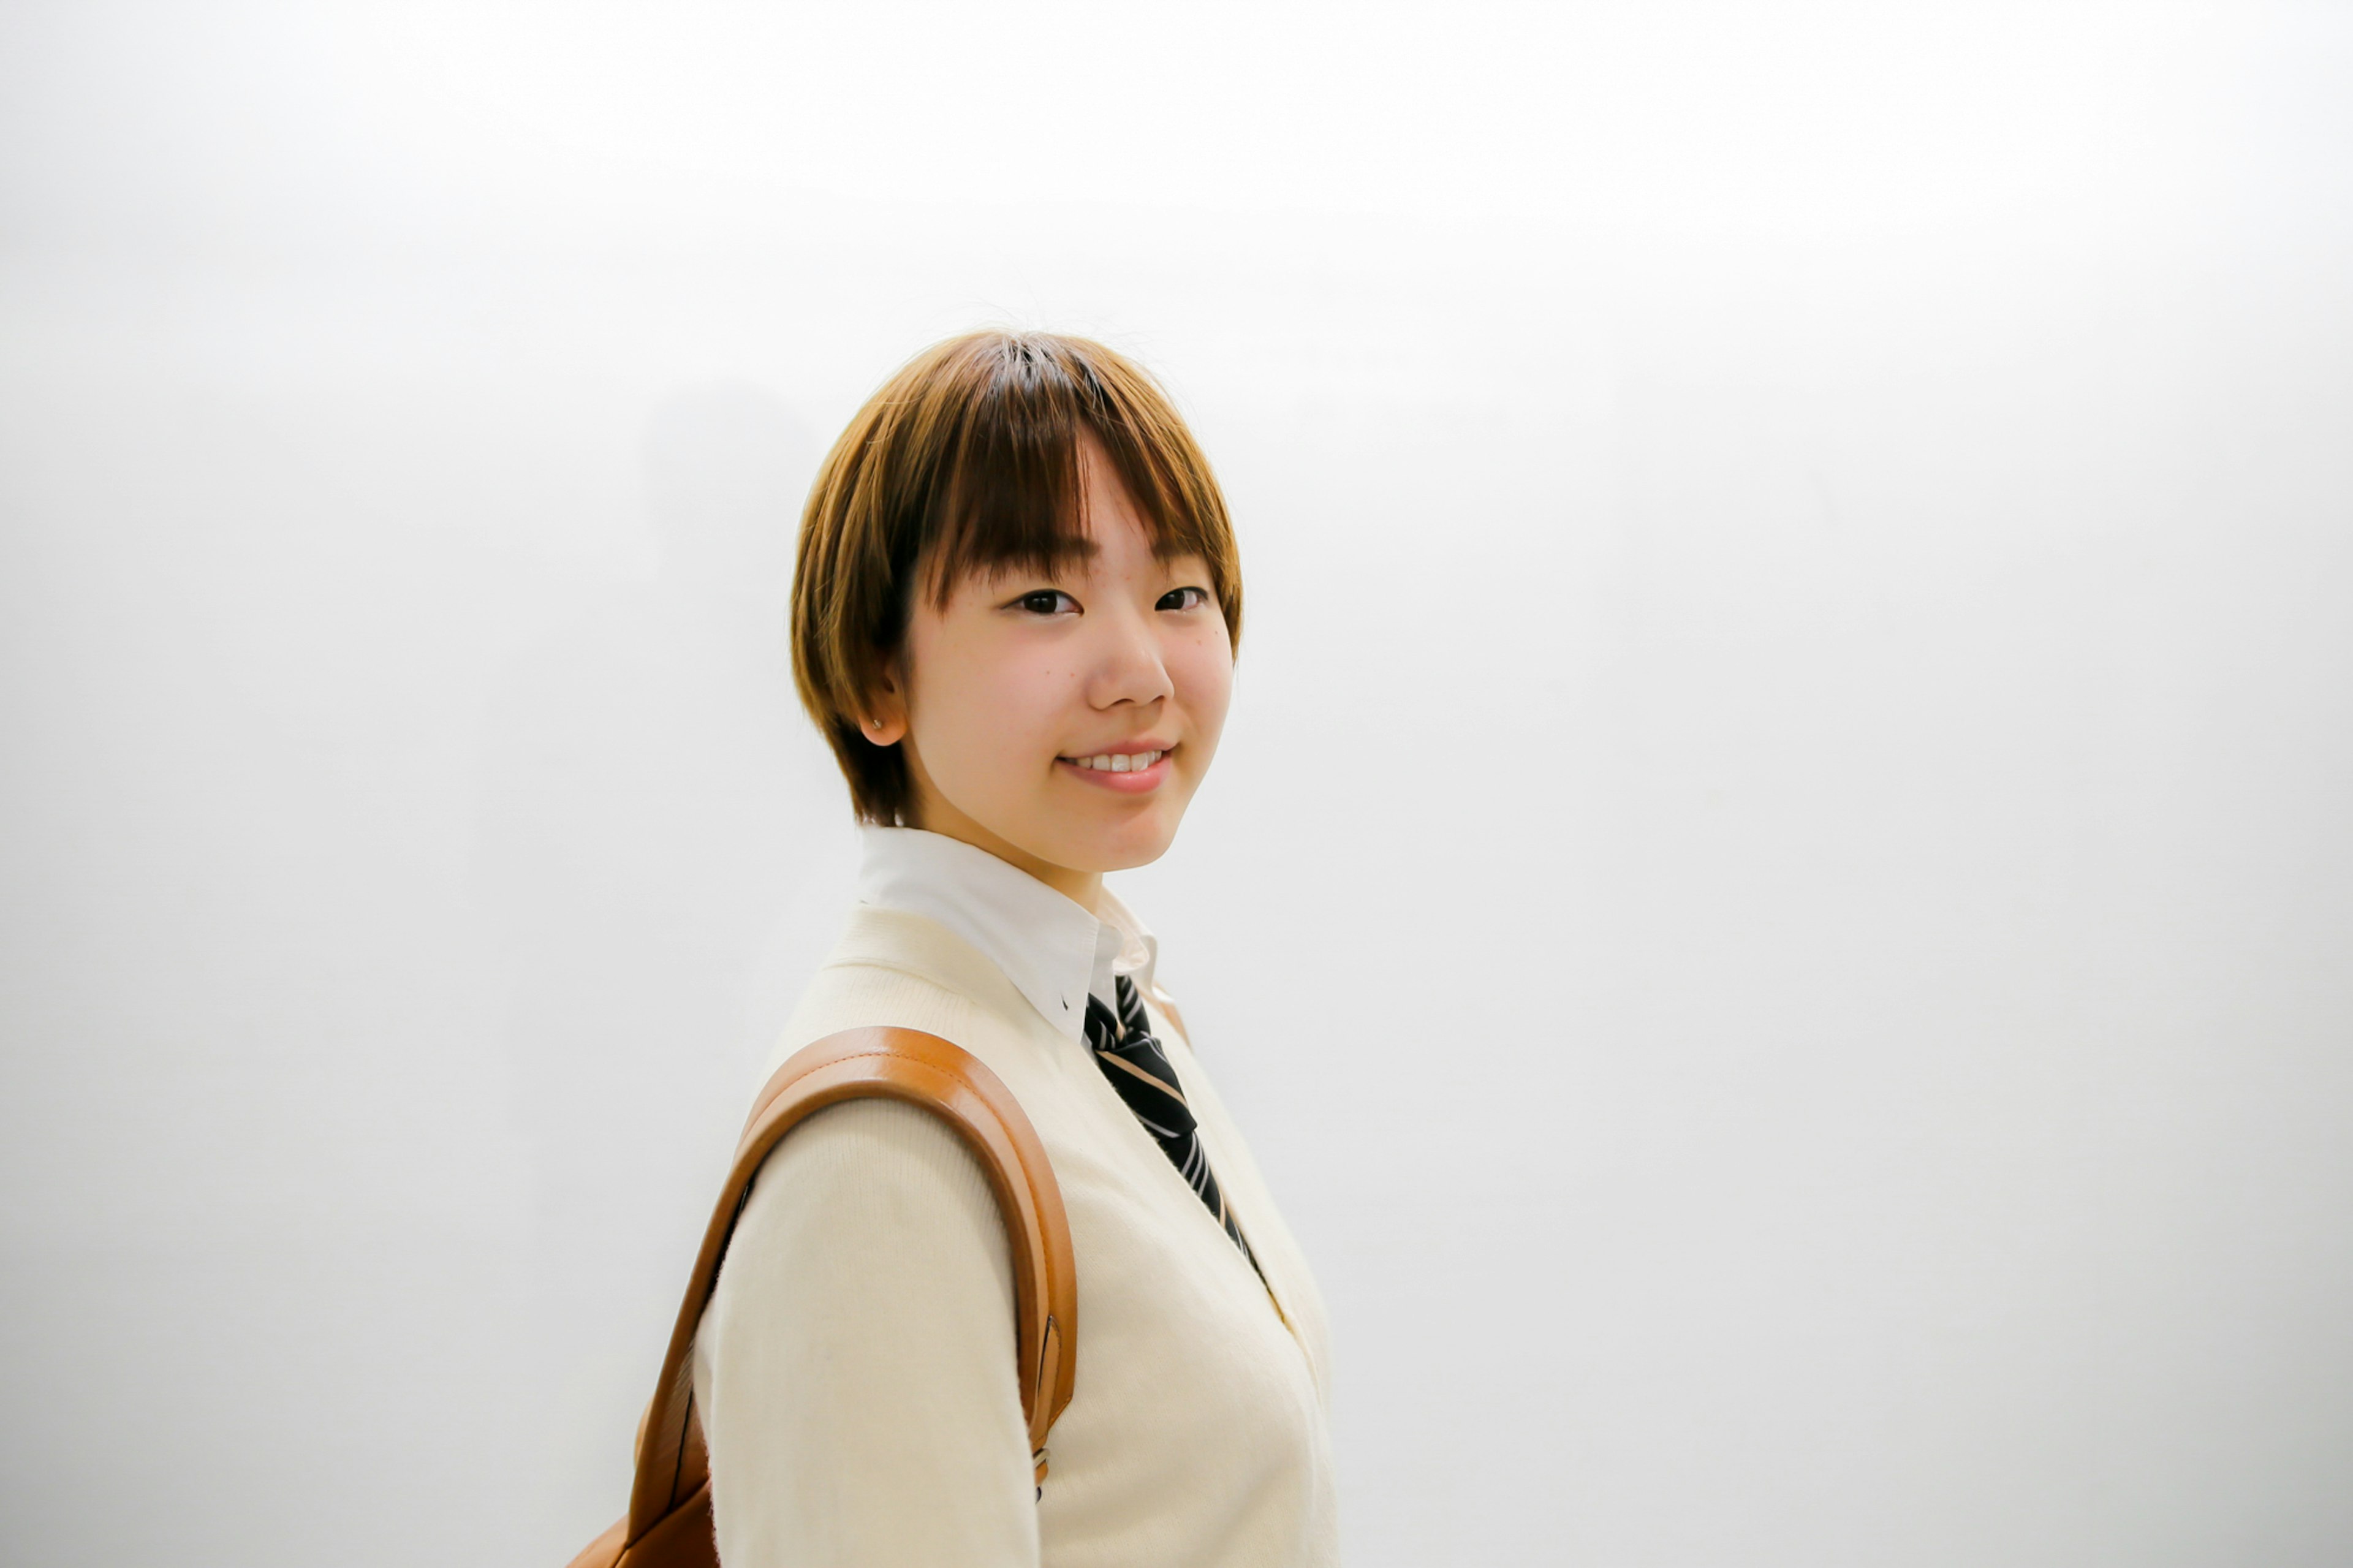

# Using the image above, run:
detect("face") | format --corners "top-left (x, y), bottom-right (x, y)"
top-left (861, 441), bottom-right (1235, 907)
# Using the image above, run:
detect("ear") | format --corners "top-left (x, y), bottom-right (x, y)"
top-left (858, 666), bottom-right (909, 748)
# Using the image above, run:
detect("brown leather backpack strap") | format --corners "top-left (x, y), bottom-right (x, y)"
top-left (601, 1026), bottom-right (1078, 1566)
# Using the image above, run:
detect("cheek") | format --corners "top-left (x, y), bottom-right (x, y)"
top-left (913, 638), bottom-right (1071, 775)
top-left (1171, 637), bottom-right (1236, 744)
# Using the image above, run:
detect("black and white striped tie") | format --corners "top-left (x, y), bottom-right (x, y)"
top-left (1085, 974), bottom-right (1259, 1269)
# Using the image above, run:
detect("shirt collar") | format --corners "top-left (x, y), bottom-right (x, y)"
top-left (854, 827), bottom-right (1158, 1045)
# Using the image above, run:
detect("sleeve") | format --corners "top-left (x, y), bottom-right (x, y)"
top-left (691, 1097), bottom-right (1040, 1568)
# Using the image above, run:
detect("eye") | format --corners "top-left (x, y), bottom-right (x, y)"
top-left (1156, 585), bottom-right (1210, 612)
top-left (1010, 588), bottom-right (1079, 616)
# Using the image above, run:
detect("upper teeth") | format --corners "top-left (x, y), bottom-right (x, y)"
top-left (1072, 750), bottom-right (1164, 773)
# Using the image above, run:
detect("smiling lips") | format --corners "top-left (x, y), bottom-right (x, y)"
top-left (1058, 746), bottom-right (1174, 792)
top-left (1066, 748), bottom-right (1165, 773)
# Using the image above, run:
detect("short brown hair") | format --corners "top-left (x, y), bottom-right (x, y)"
top-left (790, 330), bottom-right (1244, 825)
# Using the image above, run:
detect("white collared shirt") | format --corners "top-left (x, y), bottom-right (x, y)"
top-left (855, 826), bottom-right (1159, 1043)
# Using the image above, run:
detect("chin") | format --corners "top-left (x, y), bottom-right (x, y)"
top-left (1059, 816), bottom-right (1180, 874)
top-left (1101, 842), bottom-right (1175, 874)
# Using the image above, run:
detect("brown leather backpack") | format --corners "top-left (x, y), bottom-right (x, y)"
top-left (566, 1026), bottom-right (1078, 1568)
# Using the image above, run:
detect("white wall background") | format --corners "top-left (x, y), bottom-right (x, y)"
top-left (4, 3), bottom-right (2349, 1564)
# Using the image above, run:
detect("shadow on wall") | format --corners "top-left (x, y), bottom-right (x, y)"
top-left (469, 382), bottom-right (847, 1543)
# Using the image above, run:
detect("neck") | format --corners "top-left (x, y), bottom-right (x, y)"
top-left (906, 801), bottom-right (1103, 914)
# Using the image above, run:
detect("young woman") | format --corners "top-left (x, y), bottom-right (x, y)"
top-left (688, 331), bottom-right (1338, 1566)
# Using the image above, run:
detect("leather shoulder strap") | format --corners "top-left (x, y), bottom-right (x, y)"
top-left (624, 1026), bottom-right (1078, 1549)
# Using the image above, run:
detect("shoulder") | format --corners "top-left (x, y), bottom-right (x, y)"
top-left (727, 1096), bottom-right (1007, 1274)
top-left (701, 1093), bottom-right (1017, 1376)
top-left (767, 907), bottom-right (1031, 1064)
top-left (755, 904), bottom-right (1085, 1123)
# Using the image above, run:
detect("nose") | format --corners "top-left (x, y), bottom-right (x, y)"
top-left (1083, 594), bottom-right (1174, 711)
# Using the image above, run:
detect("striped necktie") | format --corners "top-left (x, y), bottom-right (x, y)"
top-left (1085, 974), bottom-right (1259, 1270)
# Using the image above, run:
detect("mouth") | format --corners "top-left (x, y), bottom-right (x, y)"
top-left (1056, 744), bottom-right (1175, 793)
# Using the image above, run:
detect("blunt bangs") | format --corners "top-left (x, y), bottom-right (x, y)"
top-left (919, 344), bottom-right (1230, 609)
